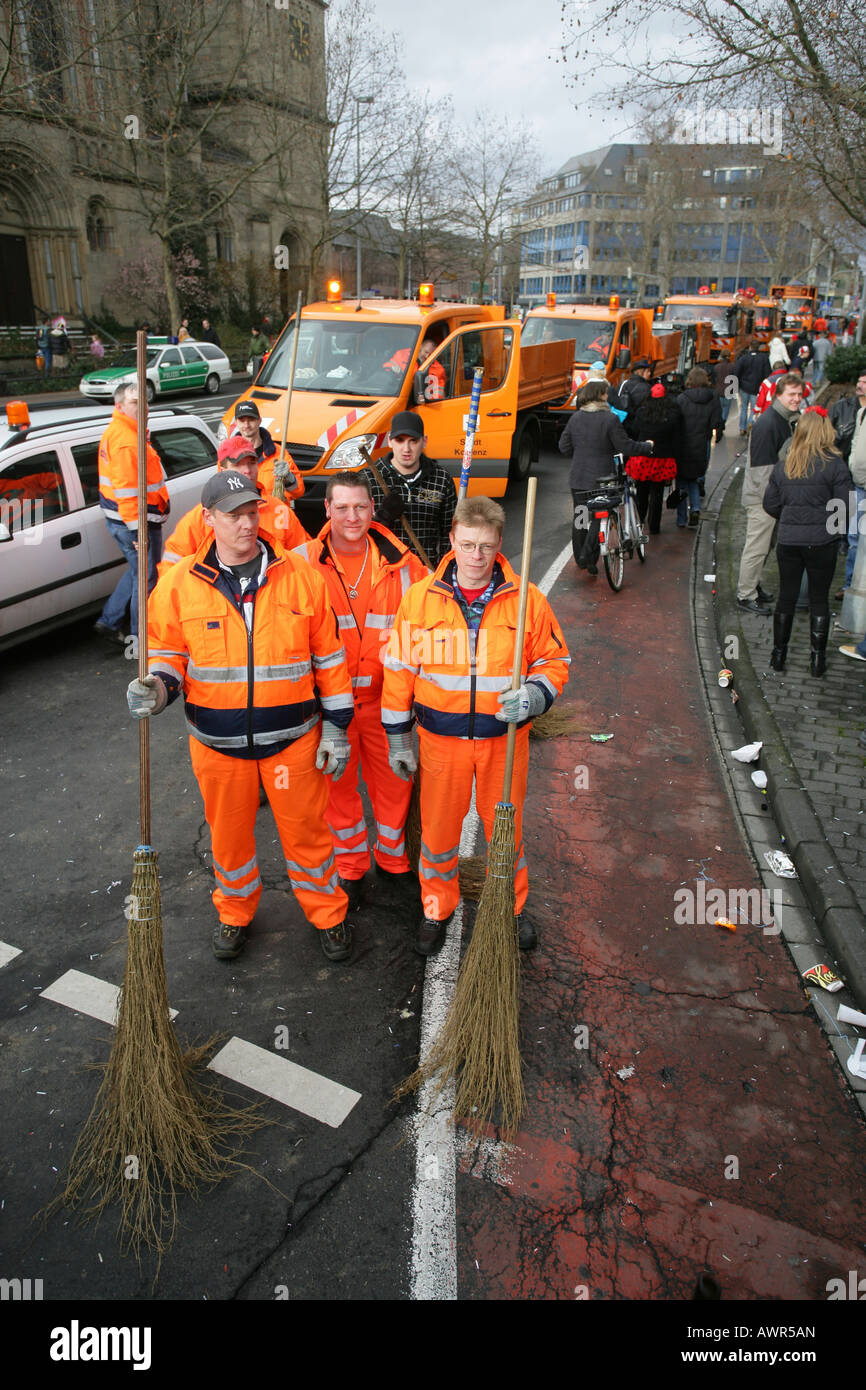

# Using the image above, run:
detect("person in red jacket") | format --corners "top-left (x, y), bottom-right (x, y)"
top-left (95, 382), bottom-right (170, 647)
top-left (127, 470), bottom-right (355, 963)
top-left (294, 471), bottom-right (428, 909)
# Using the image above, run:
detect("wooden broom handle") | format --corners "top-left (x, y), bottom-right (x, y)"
top-left (273, 293), bottom-right (303, 501)
top-left (501, 476), bottom-right (538, 802)
top-left (136, 329), bottom-right (151, 846)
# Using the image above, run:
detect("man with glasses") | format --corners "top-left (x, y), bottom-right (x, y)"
top-left (381, 496), bottom-right (570, 956)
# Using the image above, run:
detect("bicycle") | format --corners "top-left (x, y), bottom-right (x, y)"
top-left (585, 454), bottom-right (648, 592)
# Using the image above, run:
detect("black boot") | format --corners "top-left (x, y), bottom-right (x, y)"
top-left (769, 612), bottom-right (794, 671)
top-left (810, 614), bottom-right (829, 677)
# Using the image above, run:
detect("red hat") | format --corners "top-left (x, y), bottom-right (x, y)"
top-left (650, 383), bottom-right (666, 398)
top-left (217, 434), bottom-right (257, 467)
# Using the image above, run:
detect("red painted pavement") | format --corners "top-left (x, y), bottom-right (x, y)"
top-left (456, 523), bottom-right (866, 1300)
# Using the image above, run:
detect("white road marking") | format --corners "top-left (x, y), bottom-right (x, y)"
top-left (40, 969), bottom-right (178, 1025)
top-left (0, 942), bottom-right (22, 969)
top-left (408, 536), bottom-right (574, 1300)
top-left (209, 1037), bottom-right (361, 1128)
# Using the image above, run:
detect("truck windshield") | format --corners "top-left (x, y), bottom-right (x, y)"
top-left (659, 303), bottom-right (727, 332)
top-left (522, 317), bottom-right (614, 360)
top-left (257, 318), bottom-right (420, 396)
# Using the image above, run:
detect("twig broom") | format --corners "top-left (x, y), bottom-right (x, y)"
top-left (48, 331), bottom-right (263, 1263)
top-left (396, 477), bottom-right (539, 1138)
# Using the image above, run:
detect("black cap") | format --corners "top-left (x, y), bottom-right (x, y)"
top-left (389, 411), bottom-right (424, 439)
top-left (234, 400), bottom-right (261, 420)
top-left (633, 358), bottom-right (651, 370)
top-left (201, 470), bottom-right (263, 512)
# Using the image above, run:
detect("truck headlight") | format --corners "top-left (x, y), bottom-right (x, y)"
top-left (325, 433), bottom-right (378, 469)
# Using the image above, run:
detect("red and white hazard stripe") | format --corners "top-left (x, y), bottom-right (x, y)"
top-left (316, 407), bottom-right (369, 452)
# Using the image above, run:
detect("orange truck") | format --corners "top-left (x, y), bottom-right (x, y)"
top-left (769, 284), bottom-right (818, 335)
top-left (753, 297), bottom-right (784, 345)
top-left (220, 282), bottom-right (573, 504)
top-left (656, 288), bottom-right (760, 361)
top-left (523, 294), bottom-right (712, 401)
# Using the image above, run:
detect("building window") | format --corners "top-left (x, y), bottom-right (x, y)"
top-left (86, 199), bottom-right (113, 251)
top-left (552, 275), bottom-right (572, 293)
top-left (215, 225), bottom-right (235, 263)
top-left (624, 167), bottom-right (637, 184)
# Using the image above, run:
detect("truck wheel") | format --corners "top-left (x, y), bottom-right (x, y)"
top-left (509, 422), bottom-right (536, 484)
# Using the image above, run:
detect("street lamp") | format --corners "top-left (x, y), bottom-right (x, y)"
top-left (353, 93), bottom-right (373, 300)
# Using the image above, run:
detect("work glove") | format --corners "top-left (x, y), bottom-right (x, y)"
top-left (386, 730), bottom-right (418, 781)
top-left (126, 673), bottom-right (168, 719)
top-left (495, 681), bottom-right (547, 723)
top-left (273, 458), bottom-right (296, 483)
top-left (316, 719), bottom-right (350, 781)
top-left (376, 491), bottom-right (405, 525)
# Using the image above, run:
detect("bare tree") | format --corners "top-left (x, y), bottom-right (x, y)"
top-left (444, 113), bottom-right (539, 300)
top-left (382, 93), bottom-right (453, 296)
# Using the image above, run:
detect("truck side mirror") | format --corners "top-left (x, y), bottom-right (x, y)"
top-left (412, 369), bottom-right (426, 405)
top-left (617, 346), bottom-right (631, 369)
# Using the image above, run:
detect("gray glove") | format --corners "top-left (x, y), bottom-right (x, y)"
top-left (127, 673), bottom-right (168, 719)
top-left (386, 730), bottom-right (418, 781)
top-left (316, 719), bottom-right (350, 780)
top-left (273, 459), bottom-right (295, 482)
top-left (495, 681), bottom-right (547, 723)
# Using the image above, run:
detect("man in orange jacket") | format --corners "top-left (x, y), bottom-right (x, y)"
top-left (160, 434), bottom-right (308, 570)
top-left (126, 469), bottom-right (356, 964)
top-left (95, 382), bottom-right (170, 646)
top-left (381, 495), bottom-right (570, 955)
top-left (294, 470), bottom-right (427, 909)
top-left (230, 399), bottom-right (304, 502)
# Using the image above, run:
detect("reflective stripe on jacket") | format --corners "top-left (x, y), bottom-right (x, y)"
top-left (98, 407), bottom-right (169, 530)
top-left (148, 536), bottom-right (354, 759)
top-left (294, 521), bottom-right (427, 706)
top-left (380, 551), bottom-right (570, 739)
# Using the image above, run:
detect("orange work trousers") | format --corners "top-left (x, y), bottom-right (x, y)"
top-left (418, 726), bottom-right (530, 923)
top-left (189, 728), bottom-right (348, 931)
top-left (327, 700), bottom-right (412, 879)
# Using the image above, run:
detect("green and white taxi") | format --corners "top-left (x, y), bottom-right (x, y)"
top-left (79, 340), bottom-right (233, 404)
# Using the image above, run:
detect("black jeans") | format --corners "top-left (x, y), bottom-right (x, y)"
top-left (776, 540), bottom-right (838, 618)
top-left (634, 481), bottom-right (664, 533)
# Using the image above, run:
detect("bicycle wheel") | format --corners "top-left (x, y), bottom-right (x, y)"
top-left (603, 513), bottom-right (625, 591)
top-left (628, 494), bottom-right (647, 562)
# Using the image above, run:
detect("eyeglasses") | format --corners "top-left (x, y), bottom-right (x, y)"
top-left (456, 542), bottom-right (498, 555)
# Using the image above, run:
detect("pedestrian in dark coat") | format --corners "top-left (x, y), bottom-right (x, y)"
top-left (732, 346), bottom-right (771, 432)
top-left (626, 383), bottom-right (682, 534)
top-left (558, 379), bottom-right (653, 572)
top-left (674, 368), bottom-right (723, 527)
top-left (607, 358), bottom-right (653, 426)
top-left (762, 407), bottom-right (852, 675)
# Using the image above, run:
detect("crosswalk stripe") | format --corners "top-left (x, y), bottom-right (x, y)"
top-left (0, 942), bottom-right (22, 969)
top-left (40, 969), bottom-right (178, 1025)
top-left (209, 1037), bottom-right (361, 1128)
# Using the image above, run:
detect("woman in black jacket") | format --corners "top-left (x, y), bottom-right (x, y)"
top-left (626, 383), bottom-right (682, 534)
top-left (675, 368), bottom-right (723, 527)
top-left (762, 407), bottom-right (852, 675)
top-left (558, 379), bottom-right (653, 573)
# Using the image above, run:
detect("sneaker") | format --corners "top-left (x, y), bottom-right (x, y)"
top-left (415, 913), bottom-right (452, 957)
top-left (212, 921), bottom-right (247, 960)
top-left (339, 876), bottom-right (365, 912)
top-left (319, 920), bottom-right (353, 962)
top-left (516, 913), bottom-right (538, 951)
top-left (839, 644), bottom-right (866, 663)
top-left (93, 620), bottom-right (126, 648)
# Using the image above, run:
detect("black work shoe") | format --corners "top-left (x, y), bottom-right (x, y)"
top-left (687, 509), bottom-right (701, 528)
top-left (320, 920), bottom-right (353, 962)
top-left (737, 597), bottom-right (772, 616)
top-left (339, 876), bottom-right (365, 912)
top-left (93, 620), bottom-right (126, 647)
top-left (213, 922), bottom-right (247, 960)
top-left (585, 563), bottom-right (598, 576)
top-left (415, 914), bottom-right (452, 957)
top-left (516, 913), bottom-right (538, 951)
top-left (756, 585), bottom-right (775, 605)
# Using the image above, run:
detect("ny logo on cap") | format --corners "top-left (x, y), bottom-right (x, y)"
top-left (227, 475), bottom-right (245, 490)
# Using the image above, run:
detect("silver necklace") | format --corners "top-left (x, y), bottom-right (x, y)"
top-left (345, 539), bottom-right (369, 599)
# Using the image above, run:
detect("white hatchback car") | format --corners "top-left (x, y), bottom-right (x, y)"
top-left (0, 402), bottom-right (217, 651)
top-left (79, 340), bottom-right (234, 404)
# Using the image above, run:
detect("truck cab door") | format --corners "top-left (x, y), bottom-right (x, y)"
top-left (410, 321), bottom-right (519, 492)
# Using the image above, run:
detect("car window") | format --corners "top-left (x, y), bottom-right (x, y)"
top-left (149, 427), bottom-right (217, 478)
top-left (160, 348), bottom-right (182, 366)
top-left (0, 449), bottom-right (69, 527)
top-left (197, 344), bottom-right (223, 361)
top-left (180, 345), bottom-right (203, 364)
top-left (70, 440), bottom-right (100, 507)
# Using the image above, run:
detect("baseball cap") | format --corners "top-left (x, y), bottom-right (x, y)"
top-left (234, 400), bottom-right (261, 420)
top-left (201, 470), bottom-right (263, 512)
top-left (634, 358), bottom-right (651, 370)
top-left (591, 360), bottom-right (606, 370)
top-left (217, 435), bottom-right (257, 467)
top-left (389, 411), bottom-right (424, 439)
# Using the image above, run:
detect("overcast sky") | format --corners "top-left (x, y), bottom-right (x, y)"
top-left (369, 0), bottom-right (635, 179)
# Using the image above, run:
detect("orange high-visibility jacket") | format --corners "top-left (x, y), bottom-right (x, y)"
top-left (294, 521), bottom-right (427, 707)
top-left (161, 492), bottom-right (308, 569)
top-left (381, 551), bottom-right (570, 739)
top-left (148, 535), bottom-right (354, 759)
top-left (98, 407), bottom-right (170, 530)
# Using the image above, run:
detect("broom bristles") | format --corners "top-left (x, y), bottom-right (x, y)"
top-left (458, 854), bottom-right (486, 901)
top-left (46, 847), bottom-right (264, 1263)
top-left (396, 802), bottom-right (524, 1138)
top-left (530, 704), bottom-right (585, 740)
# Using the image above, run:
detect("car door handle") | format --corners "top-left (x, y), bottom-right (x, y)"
top-left (60, 532), bottom-right (82, 549)
top-left (485, 410), bottom-right (511, 417)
